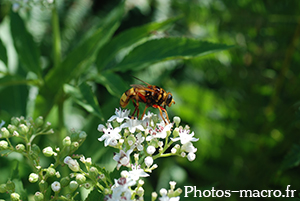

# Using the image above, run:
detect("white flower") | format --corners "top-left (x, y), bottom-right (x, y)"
top-left (181, 142), bottom-right (197, 153)
top-left (144, 156), bottom-right (153, 167)
top-left (133, 132), bottom-right (145, 151)
top-left (121, 118), bottom-right (145, 133)
top-left (64, 156), bottom-right (80, 172)
top-left (98, 123), bottom-right (121, 147)
top-left (146, 123), bottom-right (173, 141)
top-left (108, 108), bottom-right (130, 123)
top-left (171, 129), bottom-right (198, 144)
top-left (128, 164), bottom-right (149, 181)
top-left (110, 177), bottom-right (134, 201)
top-left (51, 181), bottom-right (61, 192)
top-left (113, 149), bottom-right (133, 170)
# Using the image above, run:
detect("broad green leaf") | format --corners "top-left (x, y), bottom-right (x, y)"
top-left (0, 38), bottom-right (8, 66)
top-left (10, 12), bottom-right (41, 76)
top-left (281, 144), bottom-right (300, 170)
top-left (109, 37), bottom-right (233, 72)
top-left (44, 2), bottom-right (125, 94)
top-left (93, 72), bottom-right (128, 98)
top-left (96, 17), bottom-right (181, 71)
top-left (64, 83), bottom-right (103, 120)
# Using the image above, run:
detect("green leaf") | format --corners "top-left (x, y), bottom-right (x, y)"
top-left (109, 37), bottom-right (234, 72)
top-left (281, 144), bottom-right (300, 170)
top-left (96, 16), bottom-right (181, 71)
top-left (93, 72), bottom-right (128, 98)
top-left (44, 2), bottom-right (125, 94)
top-left (85, 188), bottom-right (104, 201)
top-left (0, 74), bottom-right (38, 87)
top-left (0, 38), bottom-right (8, 66)
top-left (64, 83), bottom-right (103, 120)
top-left (10, 12), bottom-right (41, 76)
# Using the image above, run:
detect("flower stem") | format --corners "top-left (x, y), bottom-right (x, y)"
top-left (51, 0), bottom-right (61, 68)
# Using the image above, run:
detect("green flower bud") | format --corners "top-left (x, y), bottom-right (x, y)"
top-left (0, 184), bottom-right (6, 193)
top-left (83, 182), bottom-right (91, 189)
top-left (6, 180), bottom-right (15, 191)
top-left (11, 117), bottom-right (20, 126)
top-left (0, 140), bottom-right (8, 150)
top-left (62, 136), bottom-right (71, 147)
top-left (42, 147), bottom-right (54, 157)
top-left (173, 127), bottom-right (179, 137)
top-left (19, 124), bottom-right (29, 135)
top-left (15, 144), bottom-right (25, 152)
top-left (79, 131), bottom-right (87, 139)
top-left (70, 131), bottom-right (79, 142)
top-left (7, 124), bottom-right (17, 134)
top-left (127, 135), bottom-right (136, 146)
top-left (60, 177), bottom-right (70, 187)
top-left (75, 174), bottom-right (86, 184)
top-left (174, 188), bottom-right (182, 197)
top-left (39, 180), bottom-right (48, 192)
top-left (173, 116), bottom-right (181, 126)
top-left (29, 173), bottom-right (39, 183)
top-left (34, 191), bottom-right (44, 201)
top-left (46, 167), bottom-right (56, 177)
top-left (103, 188), bottom-right (111, 195)
top-left (35, 116), bottom-right (44, 127)
top-left (30, 144), bottom-right (41, 159)
top-left (10, 192), bottom-right (20, 201)
top-left (71, 142), bottom-right (79, 152)
top-left (1, 127), bottom-right (10, 138)
top-left (69, 181), bottom-right (78, 192)
top-left (89, 167), bottom-right (98, 178)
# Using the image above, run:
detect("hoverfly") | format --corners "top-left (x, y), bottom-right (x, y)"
top-left (120, 76), bottom-right (175, 123)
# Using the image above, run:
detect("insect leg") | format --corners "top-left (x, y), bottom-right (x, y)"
top-left (153, 105), bottom-right (169, 124)
top-left (141, 105), bottom-right (149, 120)
top-left (131, 99), bottom-right (140, 118)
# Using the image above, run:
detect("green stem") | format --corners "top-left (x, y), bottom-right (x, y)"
top-left (51, 1), bottom-right (61, 68)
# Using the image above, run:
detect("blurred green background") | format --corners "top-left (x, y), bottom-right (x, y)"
top-left (1, 0), bottom-right (300, 200)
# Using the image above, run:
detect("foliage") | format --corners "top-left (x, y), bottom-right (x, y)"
top-left (0, 0), bottom-right (232, 200)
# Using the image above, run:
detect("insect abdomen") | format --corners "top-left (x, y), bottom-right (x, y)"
top-left (120, 88), bottom-right (135, 108)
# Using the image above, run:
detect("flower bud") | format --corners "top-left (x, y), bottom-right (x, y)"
top-left (127, 135), bottom-right (136, 146)
top-left (79, 131), bottom-right (87, 139)
top-left (60, 177), bottom-right (70, 187)
top-left (136, 187), bottom-right (144, 197)
top-left (29, 173), bottom-right (39, 183)
top-left (10, 192), bottom-right (20, 201)
top-left (6, 180), bottom-right (15, 191)
top-left (62, 136), bottom-right (71, 147)
top-left (7, 124), bottom-right (17, 134)
top-left (11, 117), bottom-right (20, 126)
top-left (173, 128), bottom-right (179, 137)
top-left (1, 127), bottom-right (10, 138)
top-left (173, 116), bottom-right (181, 126)
top-left (146, 145), bottom-right (156, 155)
top-left (187, 152), bottom-right (196, 161)
top-left (75, 174), bottom-right (86, 184)
top-left (151, 192), bottom-right (158, 200)
top-left (69, 181), bottom-right (78, 192)
top-left (174, 188), bottom-right (182, 196)
top-left (46, 167), bottom-right (56, 177)
top-left (34, 192), bottom-right (44, 201)
top-left (144, 156), bottom-right (153, 167)
top-left (35, 116), bottom-right (44, 127)
top-left (64, 156), bottom-right (80, 172)
top-left (0, 140), bottom-right (8, 150)
top-left (89, 167), bottom-right (98, 178)
top-left (71, 142), bottom-right (79, 151)
top-left (0, 184), bottom-right (6, 193)
top-left (43, 147), bottom-right (55, 157)
top-left (83, 182), bottom-right (91, 189)
top-left (15, 144), bottom-right (25, 152)
top-left (19, 124), bottom-right (29, 135)
top-left (70, 131), bottom-right (79, 142)
top-left (39, 180), bottom-right (48, 192)
top-left (51, 181), bottom-right (61, 192)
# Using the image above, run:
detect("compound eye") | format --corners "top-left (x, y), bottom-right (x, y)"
top-left (166, 94), bottom-right (173, 106)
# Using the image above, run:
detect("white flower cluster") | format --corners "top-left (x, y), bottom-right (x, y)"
top-left (98, 108), bottom-right (199, 200)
